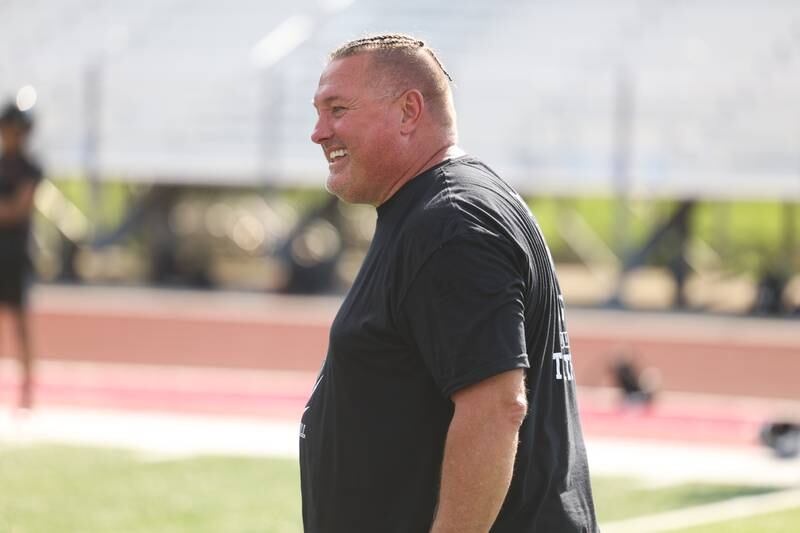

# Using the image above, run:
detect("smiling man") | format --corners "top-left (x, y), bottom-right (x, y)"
top-left (300, 34), bottom-right (598, 533)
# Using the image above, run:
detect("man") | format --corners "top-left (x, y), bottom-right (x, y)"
top-left (301, 34), bottom-right (598, 532)
top-left (0, 101), bottom-right (42, 409)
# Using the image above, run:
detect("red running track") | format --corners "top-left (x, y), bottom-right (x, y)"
top-left (16, 285), bottom-right (800, 399)
top-left (0, 360), bottom-right (789, 448)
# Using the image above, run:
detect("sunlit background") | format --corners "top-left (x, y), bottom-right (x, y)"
top-left (1, 1), bottom-right (799, 532)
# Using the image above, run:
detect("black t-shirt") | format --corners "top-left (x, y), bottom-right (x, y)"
top-left (300, 156), bottom-right (597, 532)
top-left (0, 152), bottom-right (42, 258)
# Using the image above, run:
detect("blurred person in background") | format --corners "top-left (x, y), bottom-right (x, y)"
top-left (0, 101), bottom-right (42, 409)
top-left (300, 34), bottom-right (597, 532)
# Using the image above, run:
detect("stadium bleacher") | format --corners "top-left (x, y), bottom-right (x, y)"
top-left (1, 0), bottom-right (798, 198)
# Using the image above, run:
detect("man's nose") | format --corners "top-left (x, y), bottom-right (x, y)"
top-left (311, 116), bottom-right (331, 145)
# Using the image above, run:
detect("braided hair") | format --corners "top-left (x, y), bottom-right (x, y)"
top-left (329, 33), bottom-right (453, 83)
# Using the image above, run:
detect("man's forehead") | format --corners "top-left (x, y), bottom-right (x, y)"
top-left (313, 54), bottom-right (376, 103)
top-left (325, 53), bottom-right (373, 77)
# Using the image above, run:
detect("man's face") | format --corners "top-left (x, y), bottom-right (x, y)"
top-left (311, 54), bottom-right (401, 205)
top-left (0, 123), bottom-right (26, 155)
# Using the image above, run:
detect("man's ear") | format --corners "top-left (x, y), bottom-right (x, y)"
top-left (399, 89), bottom-right (424, 134)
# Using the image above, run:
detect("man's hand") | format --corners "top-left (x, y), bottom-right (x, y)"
top-left (430, 368), bottom-right (527, 533)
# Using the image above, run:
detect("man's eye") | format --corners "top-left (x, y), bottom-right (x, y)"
top-left (331, 106), bottom-right (346, 116)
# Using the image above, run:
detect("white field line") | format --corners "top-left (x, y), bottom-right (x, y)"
top-left (0, 407), bottom-right (300, 459)
top-left (586, 438), bottom-right (800, 488)
top-left (601, 487), bottom-right (800, 533)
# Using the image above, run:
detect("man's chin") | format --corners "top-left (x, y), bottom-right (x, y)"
top-left (325, 175), bottom-right (350, 202)
top-left (326, 177), bottom-right (369, 205)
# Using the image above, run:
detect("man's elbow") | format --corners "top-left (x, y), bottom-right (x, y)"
top-left (496, 370), bottom-right (528, 428)
top-left (452, 370), bottom-right (529, 430)
top-left (503, 392), bottom-right (528, 429)
top-left (473, 393), bottom-right (526, 436)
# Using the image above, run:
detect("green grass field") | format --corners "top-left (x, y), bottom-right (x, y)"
top-left (592, 476), bottom-right (776, 523)
top-left (1, 444), bottom-right (797, 532)
top-left (678, 508), bottom-right (800, 533)
top-left (0, 445), bottom-right (300, 533)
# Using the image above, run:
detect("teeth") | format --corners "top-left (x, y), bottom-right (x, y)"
top-left (329, 149), bottom-right (347, 162)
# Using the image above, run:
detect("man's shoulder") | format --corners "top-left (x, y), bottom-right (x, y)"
top-left (401, 178), bottom-right (468, 244)
top-left (406, 156), bottom-right (518, 235)
top-left (396, 154), bottom-right (530, 247)
top-left (439, 155), bottom-right (502, 185)
top-left (411, 155), bottom-right (496, 208)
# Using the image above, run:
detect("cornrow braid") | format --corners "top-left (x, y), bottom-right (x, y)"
top-left (330, 33), bottom-right (453, 82)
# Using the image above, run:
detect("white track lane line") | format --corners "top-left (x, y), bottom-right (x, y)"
top-left (601, 488), bottom-right (800, 533)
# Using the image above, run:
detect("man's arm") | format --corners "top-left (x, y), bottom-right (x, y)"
top-left (0, 181), bottom-right (36, 225)
top-left (430, 368), bottom-right (527, 533)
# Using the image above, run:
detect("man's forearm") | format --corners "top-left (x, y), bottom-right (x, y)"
top-left (430, 411), bottom-right (520, 533)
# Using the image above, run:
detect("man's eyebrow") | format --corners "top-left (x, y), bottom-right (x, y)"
top-left (311, 95), bottom-right (343, 108)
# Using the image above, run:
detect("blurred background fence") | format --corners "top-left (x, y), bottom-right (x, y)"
top-left (2, 0), bottom-right (799, 314)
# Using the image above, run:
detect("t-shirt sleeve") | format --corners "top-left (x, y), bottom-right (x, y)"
top-left (398, 234), bottom-right (529, 398)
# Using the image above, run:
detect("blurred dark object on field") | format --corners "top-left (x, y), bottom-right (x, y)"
top-left (752, 270), bottom-right (790, 316)
top-left (611, 354), bottom-right (659, 408)
top-left (608, 200), bottom-right (695, 310)
top-left (279, 195), bottom-right (343, 294)
top-left (759, 420), bottom-right (800, 459)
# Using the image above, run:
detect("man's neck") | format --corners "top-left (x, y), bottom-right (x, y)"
top-left (377, 143), bottom-right (465, 207)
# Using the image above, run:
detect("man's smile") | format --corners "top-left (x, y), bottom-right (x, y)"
top-left (326, 147), bottom-right (349, 169)
top-left (328, 148), bottom-right (348, 162)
